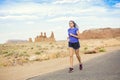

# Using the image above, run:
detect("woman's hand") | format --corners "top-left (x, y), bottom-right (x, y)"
top-left (70, 33), bottom-right (77, 37)
top-left (70, 31), bottom-right (80, 39)
top-left (70, 33), bottom-right (74, 36)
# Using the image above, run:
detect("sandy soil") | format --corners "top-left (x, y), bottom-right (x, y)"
top-left (0, 46), bottom-right (120, 80)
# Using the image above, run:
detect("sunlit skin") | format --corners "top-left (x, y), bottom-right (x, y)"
top-left (68, 21), bottom-right (82, 68)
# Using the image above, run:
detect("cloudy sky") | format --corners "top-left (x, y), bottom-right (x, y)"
top-left (0, 0), bottom-right (120, 43)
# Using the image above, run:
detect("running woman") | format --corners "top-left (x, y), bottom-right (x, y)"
top-left (67, 20), bottom-right (83, 73)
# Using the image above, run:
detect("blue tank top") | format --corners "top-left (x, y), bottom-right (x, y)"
top-left (68, 27), bottom-right (79, 43)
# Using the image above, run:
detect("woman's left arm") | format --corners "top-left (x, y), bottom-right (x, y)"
top-left (70, 30), bottom-right (80, 39)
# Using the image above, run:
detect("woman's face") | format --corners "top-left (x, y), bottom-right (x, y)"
top-left (69, 21), bottom-right (74, 28)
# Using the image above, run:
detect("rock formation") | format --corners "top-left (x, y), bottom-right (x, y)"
top-left (34, 32), bottom-right (55, 42)
top-left (80, 28), bottom-right (120, 39)
top-left (48, 32), bottom-right (56, 42)
top-left (28, 38), bottom-right (33, 42)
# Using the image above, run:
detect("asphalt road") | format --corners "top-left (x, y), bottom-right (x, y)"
top-left (27, 50), bottom-right (120, 80)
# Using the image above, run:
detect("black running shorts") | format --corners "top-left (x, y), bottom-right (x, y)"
top-left (68, 42), bottom-right (80, 50)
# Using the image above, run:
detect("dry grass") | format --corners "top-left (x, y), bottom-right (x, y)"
top-left (0, 38), bottom-right (120, 67)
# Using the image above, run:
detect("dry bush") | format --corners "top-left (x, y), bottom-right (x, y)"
top-left (84, 47), bottom-right (106, 54)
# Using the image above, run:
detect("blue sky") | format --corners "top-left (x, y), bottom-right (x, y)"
top-left (0, 0), bottom-right (120, 43)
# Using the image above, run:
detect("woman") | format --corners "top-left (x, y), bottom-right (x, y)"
top-left (67, 20), bottom-right (83, 73)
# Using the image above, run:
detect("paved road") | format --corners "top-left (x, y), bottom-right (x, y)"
top-left (27, 50), bottom-right (120, 80)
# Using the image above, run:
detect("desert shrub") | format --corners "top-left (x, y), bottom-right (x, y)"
top-left (55, 53), bottom-right (60, 58)
top-left (3, 51), bottom-right (8, 54)
top-left (41, 50), bottom-right (44, 53)
top-left (84, 50), bottom-right (97, 54)
top-left (49, 42), bottom-right (53, 45)
top-left (84, 47), bottom-right (88, 51)
top-left (35, 52), bottom-right (41, 55)
top-left (43, 47), bottom-right (48, 50)
top-left (98, 47), bottom-right (106, 52)
top-left (34, 58), bottom-right (42, 61)
top-left (31, 47), bottom-right (34, 49)
top-left (23, 51), bottom-right (27, 53)
top-left (19, 53), bottom-right (29, 57)
top-left (51, 45), bottom-right (54, 48)
top-left (4, 52), bottom-right (14, 57)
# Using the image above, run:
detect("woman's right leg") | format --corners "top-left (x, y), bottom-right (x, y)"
top-left (69, 47), bottom-right (74, 68)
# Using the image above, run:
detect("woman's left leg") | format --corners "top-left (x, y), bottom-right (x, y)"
top-left (75, 49), bottom-right (83, 70)
top-left (75, 49), bottom-right (82, 64)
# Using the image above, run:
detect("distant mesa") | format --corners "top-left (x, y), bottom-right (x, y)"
top-left (79, 28), bottom-right (120, 39)
top-left (6, 40), bottom-right (27, 44)
top-left (5, 32), bottom-right (55, 44)
top-left (5, 28), bottom-right (120, 44)
top-left (29, 31), bottom-right (56, 42)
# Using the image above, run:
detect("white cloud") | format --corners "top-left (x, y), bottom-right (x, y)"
top-left (0, 15), bottom-right (38, 20)
top-left (53, 0), bottom-right (80, 4)
top-left (53, 0), bottom-right (104, 4)
top-left (0, 1), bottom-right (107, 20)
top-left (26, 21), bottom-right (35, 24)
top-left (0, 0), bottom-right (120, 43)
top-left (0, 3), bottom-right (61, 16)
top-left (47, 16), bottom-right (79, 22)
top-left (114, 2), bottom-right (120, 8)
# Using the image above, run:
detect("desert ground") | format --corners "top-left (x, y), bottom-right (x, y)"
top-left (0, 38), bottom-right (120, 80)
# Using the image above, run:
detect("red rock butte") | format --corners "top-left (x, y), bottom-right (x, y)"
top-left (29, 32), bottom-right (55, 42)
top-left (79, 28), bottom-right (120, 39)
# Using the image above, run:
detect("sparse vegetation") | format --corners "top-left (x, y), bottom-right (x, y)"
top-left (19, 53), bottom-right (29, 57)
top-left (4, 52), bottom-right (14, 57)
top-left (3, 51), bottom-right (8, 54)
top-left (51, 45), bottom-right (54, 48)
top-left (35, 50), bottom-right (45, 55)
top-left (49, 42), bottom-right (53, 45)
top-left (35, 52), bottom-right (41, 55)
top-left (84, 46), bottom-right (88, 51)
top-left (23, 51), bottom-right (27, 53)
top-left (0, 38), bottom-right (120, 67)
top-left (31, 47), bottom-right (34, 49)
top-left (98, 47), bottom-right (106, 52)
